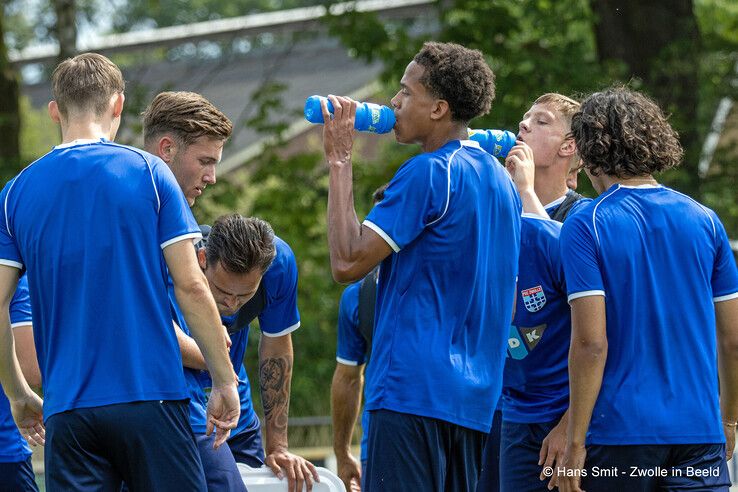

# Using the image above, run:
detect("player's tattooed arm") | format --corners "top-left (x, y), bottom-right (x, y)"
top-left (260, 334), bottom-right (319, 490)
top-left (259, 335), bottom-right (293, 450)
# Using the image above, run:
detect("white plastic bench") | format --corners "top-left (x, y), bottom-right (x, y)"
top-left (238, 464), bottom-right (346, 492)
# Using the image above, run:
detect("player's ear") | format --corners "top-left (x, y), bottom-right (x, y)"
top-left (197, 248), bottom-right (207, 271)
top-left (48, 101), bottom-right (62, 124)
top-left (559, 136), bottom-right (576, 158)
top-left (158, 136), bottom-right (177, 164)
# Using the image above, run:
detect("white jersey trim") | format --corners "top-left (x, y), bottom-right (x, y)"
top-left (336, 357), bottom-right (361, 366)
top-left (10, 321), bottom-right (32, 329)
top-left (160, 232), bottom-right (202, 250)
top-left (262, 321), bottom-right (300, 338)
top-left (105, 142), bottom-right (162, 213)
top-left (522, 212), bottom-right (554, 221)
top-left (714, 292), bottom-right (738, 303)
top-left (427, 144), bottom-right (465, 227)
top-left (591, 185), bottom-right (622, 247)
top-left (363, 220), bottom-right (400, 253)
top-left (53, 138), bottom-right (103, 149)
top-left (667, 188), bottom-right (717, 238)
top-left (0, 259), bottom-right (23, 270)
top-left (568, 290), bottom-right (606, 303)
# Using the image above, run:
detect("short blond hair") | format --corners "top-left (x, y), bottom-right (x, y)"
top-left (51, 53), bottom-right (125, 118)
top-left (142, 91), bottom-right (233, 147)
top-left (533, 93), bottom-right (580, 128)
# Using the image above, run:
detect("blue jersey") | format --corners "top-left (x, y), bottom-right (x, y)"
top-left (561, 184), bottom-right (738, 445)
top-left (363, 139), bottom-right (521, 432)
top-left (0, 139), bottom-right (199, 419)
top-left (0, 275), bottom-right (33, 462)
top-left (503, 215), bottom-right (569, 423)
top-left (177, 237), bottom-right (300, 436)
top-left (335, 281), bottom-right (371, 460)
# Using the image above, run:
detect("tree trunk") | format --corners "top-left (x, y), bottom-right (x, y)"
top-left (590, 0), bottom-right (701, 194)
top-left (54, 0), bottom-right (77, 63)
top-left (0, 9), bottom-right (21, 178)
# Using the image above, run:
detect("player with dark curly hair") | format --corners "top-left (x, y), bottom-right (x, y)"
top-left (320, 41), bottom-right (522, 491)
top-left (558, 86), bottom-right (738, 492)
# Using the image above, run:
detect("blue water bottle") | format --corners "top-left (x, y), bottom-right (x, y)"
top-left (304, 95), bottom-right (395, 134)
top-left (468, 128), bottom-right (517, 159)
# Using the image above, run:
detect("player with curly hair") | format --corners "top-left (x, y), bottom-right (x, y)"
top-left (320, 41), bottom-right (522, 491)
top-left (558, 86), bottom-right (738, 492)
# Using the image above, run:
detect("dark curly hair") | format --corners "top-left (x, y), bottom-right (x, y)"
top-left (413, 42), bottom-right (495, 123)
top-left (571, 87), bottom-right (683, 178)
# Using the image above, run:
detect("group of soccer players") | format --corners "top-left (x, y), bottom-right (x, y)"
top-left (324, 42), bottom-right (738, 492)
top-left (0, 39), bottom-right (736, 492)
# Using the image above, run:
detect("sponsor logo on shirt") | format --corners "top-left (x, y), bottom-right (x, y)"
top-left (522, 285), bottom-right (546, 312)
top-left (507, 324), bottom-right (547, 359)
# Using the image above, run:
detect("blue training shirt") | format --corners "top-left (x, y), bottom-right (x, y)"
top-left (0, 139), bottom-right (199, 420)
top-left (176, 236), bottom-right (300, 436)
top-left (335, 281), bottom-right (371, 461)
top-left (561, 184), bottom-right (738, 445)
top-left (0, 275), bottom-right (33, 462)
top-left (363, 139), bottom-right (522, 432)
top-left (503, 215), bottom-right (569, 424)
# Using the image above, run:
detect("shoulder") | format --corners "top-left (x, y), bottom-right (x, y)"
top-left (340, 281), bottom-right (361, 306)
top-left (262, 235), bottom-right (298, 292)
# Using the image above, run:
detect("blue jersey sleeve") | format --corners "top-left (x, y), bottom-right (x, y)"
top-left (258, 238), bottom-right (300, 336)
top-left (363, 154), bottom-right (449, 252)
top-left (151, 158), bottom-right (201, 249)
top-left (10, 275), bottom-right (32, 327)
top-left (336, 282), bottom-right (366, 366)
top-left (0, 178), bottom-right (23, 269)
top-left (709, 210), bottom-right (738, 301)
top-left (560, 211), bottom-right (605, 302)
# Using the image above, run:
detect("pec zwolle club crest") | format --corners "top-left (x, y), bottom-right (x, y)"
top-left (522, 285), bottom-right (546, 312)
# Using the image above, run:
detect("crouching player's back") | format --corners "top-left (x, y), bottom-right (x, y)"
top-left (559, 87), bottom-right (738, 492)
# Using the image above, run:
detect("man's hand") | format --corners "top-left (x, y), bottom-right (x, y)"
top-left (724, 421), bottom-right (736, 461)
top-left (205, 381), bottom-right (240, 448)
top-left (539, 413), bottom-right (568, 490)
top-left (558, 443), bottom-right (587, 492)
top-left (265, 447), bottom-right (320, 492)
top-left (505, 140), bottom-right (536, 194)
top-left (336, 452), bottom-right (362, 492)
top-left (322, 95), bottom-right (357, 167)
top-left (10, 390), bottom-right (44, 446)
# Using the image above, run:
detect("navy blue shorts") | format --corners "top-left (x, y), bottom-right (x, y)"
top-left (581, 443), bottom-right (731, 491)
top-left (227, 421), bottom-right (265, 468)
top-left (46, 400), bottom-right (206, 492)
top-left (196, 434), bottom-right (247, 491)
top-left (476, 409), bottom-right (502, 492)
top-left (499, 418), bottom-right (560, 492)
top-left (365, 409), bottom-right (486, 492)
top-left (0, 457), bottom-right (39, 492)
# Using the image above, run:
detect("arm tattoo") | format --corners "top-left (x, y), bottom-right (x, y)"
top-left (260, 355), bottom-right (292, 437)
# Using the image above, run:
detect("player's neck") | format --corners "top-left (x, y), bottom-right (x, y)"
top-left (534, 166), bottom-right (569, 207)
top-left (421, 123), bottom-right (468, 153)
top-left (59, 118), bottom-right (116, 144)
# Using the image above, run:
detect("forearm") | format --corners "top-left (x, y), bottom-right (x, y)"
top-left (327, 162), bottom-right (364, 282)
top-left (175, 282), bottom-right (233, 385)
top-left (260, 336), bottom-right (294, 453)
top-left (0, 310), bottom-right (31, 401)
top-left (175, 322), bottom-right (207, 371)
top-left (567, 338), bottom-right (607, 446)
top-left (331, 367), bottom-right (363, 458)
top-left (519, 189), bottom-right (549, 218)
top-left (13, 326), bottom-right (41, 389)
top-left (717, 299), bottom-right (738, 422)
